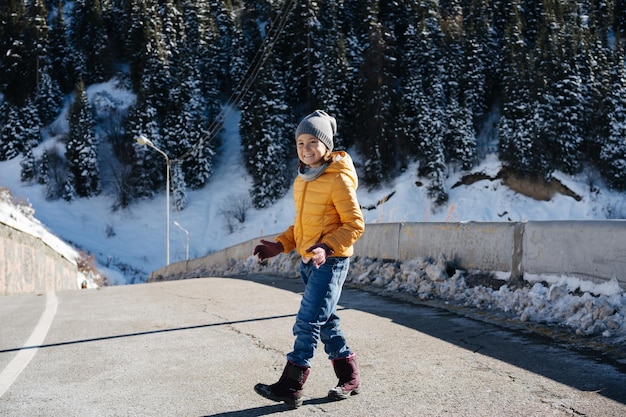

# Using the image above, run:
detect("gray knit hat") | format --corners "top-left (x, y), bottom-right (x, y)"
top-left (295, 110), bottom-right (337, 151)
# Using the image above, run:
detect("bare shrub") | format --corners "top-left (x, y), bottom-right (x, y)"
top-left (219, 194), bottom-right (252, 234)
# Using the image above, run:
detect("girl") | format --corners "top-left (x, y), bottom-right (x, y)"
top-left (253, 110), bottom-right (365, 408)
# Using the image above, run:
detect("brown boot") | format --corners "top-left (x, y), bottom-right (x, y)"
top-left (254, 361), bottom-right (310, 408)
top-left (328, 353), bottom-right (360, 400)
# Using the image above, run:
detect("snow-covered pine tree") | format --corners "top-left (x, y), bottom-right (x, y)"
top-left (171, 161), bottom-right (187, 210)
top-left (20, 148), bottom-right (37, 183)
top-left (399, 22), bottom-right (425, 161)
top-left (273, 0), bottom-right (320, 110)
top-left (538, 2), bottom-right (585, 175)
top-left (66, 79), bottom-right (100, 197)
top-left (38, 149), bottom-right (49, 186)
top-left (548, 71), bottom-right (585, 175)
top-left (412, 3), bottom-right (448, 204)
top-left (70, 0), bottom-right (113, 84)
top-left (182, 0), bottom-right (221, 120)
top-left (0, 105), bottom-right (24, 161)
top-left (159, 0), bottom-right (185, 73)
top-left (124, 94), bottom-right (163, 201)
top-left (419, 79), bottom-right (448, 205)
top-left (141, 8), bottom-right (174, 123)
top-left (339, 0), bottom-right (373, 149)
top-left (229, 3), bottom-right (255, 101)
top-left (240, 55), bottom-right (292, 209)
top-left (210, 0), bottom-right (240, 94)
top-left (48, 1), bottom-right (77, 94)
top-left (126, 0), bottom-right (152, 92)
top-left (460, 0), bottom-right (491, 127)
top-left (312, 0), bottom-right (350, 150)
top-left (355, 17), bottom-right (398, 185)
top-left (498, 70), bottom-right (544, 178)
top-left (62, 174), bottom-right (74, 201)
top-left (498, 0), bottom-right (550, 178)
top-left (0, 0), bottom-right (39, 105)
top-left (162, 57), bottom-right (214, 191)
top-left (35, 64), bottom-right (63, 125)
top-left (0, 101), bottom-right (41, 161)
top-left (441, 7), bottom-right (477, 172)
top-left (445, 91), bottom-right (476, 171)
top-left (599, 57), bottom-right (626, 190)
top-left (575, 4), bottom-right (613, 167)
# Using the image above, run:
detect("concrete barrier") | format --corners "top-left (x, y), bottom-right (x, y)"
top-left (150, 221), bottom-right (626, 290)
top-left (523, 221), bottom-right (626, 282)
top-left (0, 222), bottom-right (78, 295)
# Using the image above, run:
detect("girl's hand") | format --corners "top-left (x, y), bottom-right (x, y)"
top-left (305, 243), bottom-right (334, 268)
top-left (253, 240), bottom-right (284, 261)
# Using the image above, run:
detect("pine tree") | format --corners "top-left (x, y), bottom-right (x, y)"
top-left (355, 18), bottom-right (398, 185)
top-left (445, 91), bottom-right (476, 171)
top-left (62, 175), bottom-right (75, 201)
top-left (171, 161), bottom-right (188, 210)
top-left (20, 148), bottom-right (37, 183)
top-left (140, 9), bottom-right (174, 122)
top-left (240, 56), bottom-right (291, 209)
top-left (126, 0), bottom-right (152, 91)
top-left (0, 101), bottom-right (41, 161)
top-left (182, 0), bottom-right (220, 115)
top-left (70, 0), bottom-right (113, 83)
top-left (38, 150), bottom-right (49, 185)
top-left (20, 100), bottom-right (41, 153)
top-left (35, 63), bottom-right (63, 125)
top-left (66, 79), bottom-right (100, 197)
top-left (313, 0), bottom-right (351, 150)
top-left (48, 1), bottom-right (78, 94)
top-left (162, 58), bottom-right (214, 191)
top-left (419, 78), bottom-right (448, 205)
top-left (412, 3), bottom-right (449, 203)
top-left (0, 105), bottom-right (24, 161)
top-left (399, 22), bottom-right (425, 160)
top-left (440, 4), bottom-right (477, 171)
top-left (537, 1), bottom-right (585, 175)
top-left (210, 0), bottom-right (240, 93)
top-left (124, 94), bottom-right (163, 201)
top-left (273, 0), bottom-right (321, 109)
top-left (498, 0), bottom-right (550, 178)
top-left (599, 58), bottom-right (626, 190)
top-left (0, 0), bottom-right (38, 105)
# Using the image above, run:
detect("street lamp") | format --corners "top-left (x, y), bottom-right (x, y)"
top-left (174, 221), bottom-right (190, 261)
top-left (135, 135), bottom-right (171, 265)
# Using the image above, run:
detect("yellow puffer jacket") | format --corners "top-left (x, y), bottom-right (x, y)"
top-left (276, 151), bottom-right (365, 259)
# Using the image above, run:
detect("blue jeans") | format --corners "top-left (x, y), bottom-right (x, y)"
top-left (286, 257), bottom-right (352, 368)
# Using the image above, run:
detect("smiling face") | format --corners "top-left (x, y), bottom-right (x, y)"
top-left (297, 134), bottom-right (328, 167)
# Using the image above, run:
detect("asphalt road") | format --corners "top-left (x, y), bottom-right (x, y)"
top-left (1, 274), bottom-right (625, 417)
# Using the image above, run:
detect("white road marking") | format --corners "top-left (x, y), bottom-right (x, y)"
top-left (0, 292), bottom-right (58, 398)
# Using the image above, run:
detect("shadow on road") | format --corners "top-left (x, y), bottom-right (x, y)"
top-left (0, 312), bottom-right (296, 354)
top-left (201, 397), bottom-right (334, 417)
top-left (237, 273), bottom-right (626, 406)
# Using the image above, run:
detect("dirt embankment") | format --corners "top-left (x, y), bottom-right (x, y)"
top-left (453, 166), bottom-right (582, 202)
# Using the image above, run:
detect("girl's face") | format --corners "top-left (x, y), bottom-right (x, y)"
top-left (297, 134), bottom-right (327, 167)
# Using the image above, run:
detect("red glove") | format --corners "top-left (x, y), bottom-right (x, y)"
top-left (253, 239), bottom-right (284, 261)
top-left (305, 243), bottom-right (334, 268)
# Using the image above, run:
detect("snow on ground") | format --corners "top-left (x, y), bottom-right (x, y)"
top-left (0, 79), bottom-right (625, 352)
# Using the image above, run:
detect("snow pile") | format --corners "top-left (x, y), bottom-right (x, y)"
top-left (190, 252), bottom-right (626, 349)
top-left (0, 188), bottom-right (79, 264)
top-left (0, 188), bottom-right (104, 290)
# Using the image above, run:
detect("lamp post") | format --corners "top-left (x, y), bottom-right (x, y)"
top-left (135, 135), bottom-right (171, 265)
top-left (174, 221), bottom-right (190, 261)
